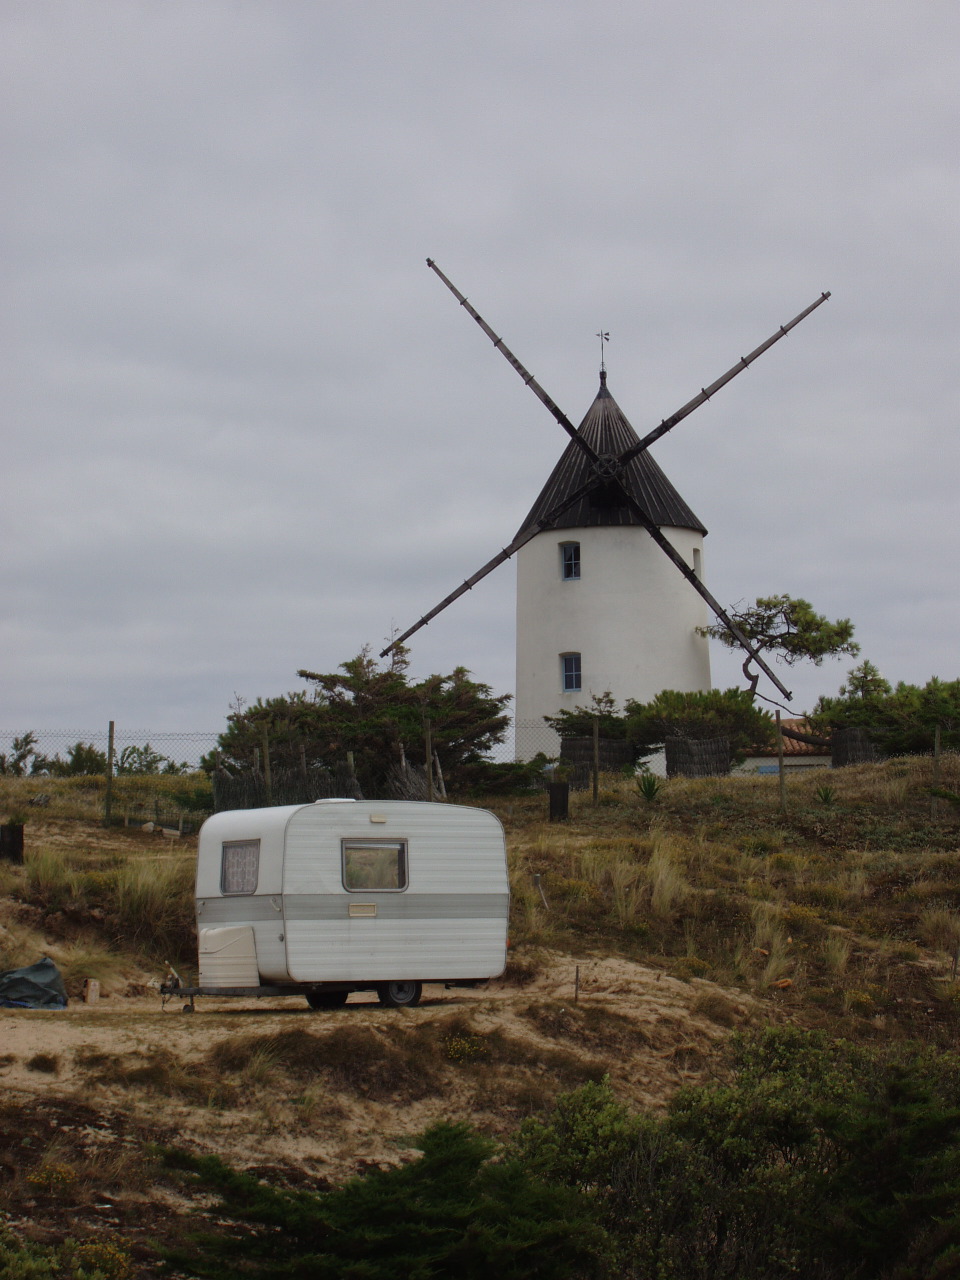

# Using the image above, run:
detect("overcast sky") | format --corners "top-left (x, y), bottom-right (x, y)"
top-left (2, 1), bottom-right (958, 742)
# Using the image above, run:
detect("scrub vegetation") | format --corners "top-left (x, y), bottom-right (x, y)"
top-left (3, 754), bottom-right (960, 1275)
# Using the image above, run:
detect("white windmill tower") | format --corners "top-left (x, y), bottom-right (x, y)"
top-left (382, 261), bottom-right (830, 759)
top-left (511, 361), bottom-right (711, 759)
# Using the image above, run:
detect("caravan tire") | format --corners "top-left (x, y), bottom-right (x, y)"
top-left (377, 981), bottom-right (422, 1008)
top-left (306, 991), bottom-right (349, 1010)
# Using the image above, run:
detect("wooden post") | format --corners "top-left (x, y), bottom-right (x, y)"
top-left (592, 716), bottom-right (600, 807)
top-left (424, 717), bottom-right (434, 802)
top-left (932, 723), bottom-right (942, 820)
top-left (261, 726), bottom-right (272, 805)
top-left (103, 720), bottom-right (115, 827)
top-left (345, 750), bottom-right (360, 799)
top-left (433, 751), bottom-right (447, 799)
top-left (776, 711), bottom-right (786, 815)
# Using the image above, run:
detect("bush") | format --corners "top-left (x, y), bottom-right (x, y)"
top-left (162, 1121), bottom-right (609, 1279)
top-left (512, 1029), bottom-right (960, 1279)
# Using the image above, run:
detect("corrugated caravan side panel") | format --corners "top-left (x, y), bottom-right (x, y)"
top-left (281, 801), bottom-right (509, 983)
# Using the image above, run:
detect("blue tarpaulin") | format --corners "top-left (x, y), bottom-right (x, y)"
top-left (0, 957), bottom-right (68, 1009)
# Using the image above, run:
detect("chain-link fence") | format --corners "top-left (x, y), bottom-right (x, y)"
top-left (1, 722), bottom-right (653, 771)
top-left (0, 729), bottom-right (219, 774)
top-left (0, 723), bottom-right (649, 817)
top-left (1, 725), bottom-right (573, 772)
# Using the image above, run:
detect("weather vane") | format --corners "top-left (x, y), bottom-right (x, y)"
top-left (596, 329), bottom-right (610, 373)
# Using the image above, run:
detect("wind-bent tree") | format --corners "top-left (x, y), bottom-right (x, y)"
top-left (698, 595), bottom-right (859, 699)
top-left (212, 646), bottom-right (514, 796)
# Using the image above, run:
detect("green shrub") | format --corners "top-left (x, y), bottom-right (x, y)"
top-left (162, 1122), bottom-right (609, 1279)
top-left (512, 1028), bottom-right (960, 1279)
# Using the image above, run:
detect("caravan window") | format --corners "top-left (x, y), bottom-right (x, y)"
top-left (221, 840), bottom-right (260, 895)
top-left (342, 839), bottom-right (408, 892)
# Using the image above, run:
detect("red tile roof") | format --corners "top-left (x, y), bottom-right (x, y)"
top-left (756, 718), bottom-right (830, 757)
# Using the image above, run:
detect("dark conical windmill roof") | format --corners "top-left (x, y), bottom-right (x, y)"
top-left (514, 372), bottom-right (707, 539)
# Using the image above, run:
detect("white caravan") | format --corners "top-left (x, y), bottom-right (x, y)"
top-left (183, 799), bottom-right (509, 1009)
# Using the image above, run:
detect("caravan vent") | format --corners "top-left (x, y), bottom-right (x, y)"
top-left (348, 903), bottom-right (377, 918)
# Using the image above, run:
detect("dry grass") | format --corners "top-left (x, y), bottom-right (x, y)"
top-left (494, 756), bottom-right (960, 1040)
top-left (645, 834), bottom-right (690, 918)
top-left (77, 1045), bottom-right (239, 1108)
top-left (111, 855), bottom-right (195, 959)
top-left (920, 908), bottom-right (960, 956)
top-left (26, 1052), bottom-right (60, 1074)
top-left (8, 837), bottom-right (196, 974)
top-left (821, 933), bottom-right (852, 977)
top-left (1, 772), bottom-right (212, 825)
top-left (3, 755), bottom-right (960, 1045)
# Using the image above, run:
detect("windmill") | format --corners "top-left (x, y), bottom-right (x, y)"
top-left (382, 260), bottom-right (830, 758)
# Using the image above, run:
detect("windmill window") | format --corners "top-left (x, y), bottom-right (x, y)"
top-left (692, 548), bottom-right (702, 579)
top-left (560, 542), bottom-right (581, 580)
top-left (561, 653), bottom-right (582, 692)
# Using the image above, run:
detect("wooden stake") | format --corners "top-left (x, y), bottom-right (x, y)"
top-left (932, 723), bottom-right (942, 821)
top-left (776, 710), bottom-right (786, 815)
top-left (103, 720), bottom-right (115, 828)
top-left (424, 716), bottom-right (434, 802)
top-left (261, 727), bottom-right (272, 804)
top-left (592, 715), bottom-right (600, 807)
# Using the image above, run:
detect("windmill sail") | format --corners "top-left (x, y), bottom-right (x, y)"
top-left (385, 262), bottom-right (831, 702)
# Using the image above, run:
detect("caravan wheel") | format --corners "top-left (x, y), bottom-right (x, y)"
top-left (377, 981), bottom-right (422, 1008)
top-left (306, 990), bottom-right (349, 1010)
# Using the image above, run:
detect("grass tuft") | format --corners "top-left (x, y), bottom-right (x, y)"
top-left (26, 1053), bottom-right (60, 1075)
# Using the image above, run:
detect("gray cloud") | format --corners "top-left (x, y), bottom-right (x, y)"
top-left (2, 1), bottom-right (958, 738)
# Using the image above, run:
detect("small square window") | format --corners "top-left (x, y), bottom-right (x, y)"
top-left (560, 542), bottom-right (581, 580)
top-left (221, 840), bottom-right (260, 895)
top-left (342, 840), bottom-right (408, 892)
top-left (561, 652), bottom-right (582, 692)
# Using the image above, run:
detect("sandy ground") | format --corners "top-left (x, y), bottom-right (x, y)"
top-left (1, 816), bottom-right (762, 1183)
top-left (1, 952), bottom-right (759, 1183)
